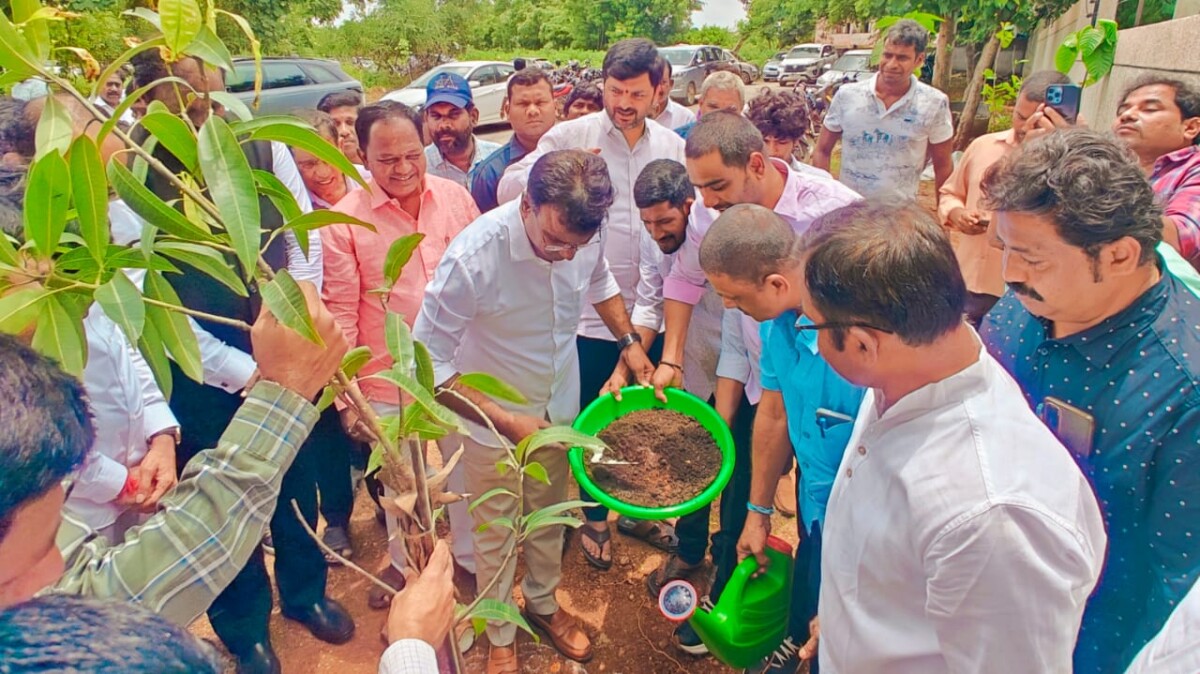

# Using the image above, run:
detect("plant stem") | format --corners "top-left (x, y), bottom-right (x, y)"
top-left (289, 500), bottom-right (399, 597)
top-left (142, 296), bottom-right (253, 329)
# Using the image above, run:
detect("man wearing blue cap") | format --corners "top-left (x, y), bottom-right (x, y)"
top-left (423, 72), bottom-right (501, 188)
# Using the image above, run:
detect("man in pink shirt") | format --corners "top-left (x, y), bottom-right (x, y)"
top-left (937, 70), bottom-right (1069, 324)
top-left (323, 100), bottom-right (481, 607)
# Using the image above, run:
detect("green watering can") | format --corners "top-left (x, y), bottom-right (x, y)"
top-left (688, 535), bottom-right (795, 669)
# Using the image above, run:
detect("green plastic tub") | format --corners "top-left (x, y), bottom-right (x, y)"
top-left (569, 386), bottom-right (736, 520)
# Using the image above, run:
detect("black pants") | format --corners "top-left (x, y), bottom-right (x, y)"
top-left (170, 365), bottom-right (327, 654)
top-left (576, 334), bottom-right (663, 523)
top-left (313, 408), bottom-right (359, 530)
top-left (675, 394), bottom-right (756, 602)
top-left (790, 519), bottom-right (822, 671)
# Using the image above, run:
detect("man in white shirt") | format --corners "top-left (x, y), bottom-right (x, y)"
top-left (653, 55), bottom-right (697, 131)
top-left (497, 38), bottom-right (686, 564)
top-left (422, 72), bottom-right (502, 188)
top-left (1125, 578), bottom-right (1200, 674)
top-left (698, 197), bottom-right (1106, 672)
top-left (415, 150), bottom-right (654, 674)
top-left (813, 20), bottom-right (954, 201)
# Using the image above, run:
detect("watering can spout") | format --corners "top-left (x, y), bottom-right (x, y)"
top-left (687, 536), bottom-right (795, 669)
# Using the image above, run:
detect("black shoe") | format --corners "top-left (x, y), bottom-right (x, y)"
top-left (281, 598), bottom-right (356, 645)
top-left (744, 636), bottom-right (801, 674)
top-left (232, 642), bottom-right (281, 674)
top-left (673, 620), bottom-right (709, 655)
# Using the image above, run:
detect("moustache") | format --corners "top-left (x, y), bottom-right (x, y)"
top-left (1008, 282), bottom-right (1045, 302)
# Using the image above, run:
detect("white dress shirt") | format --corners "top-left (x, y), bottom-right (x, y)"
top-left (413, 200), bottom-right (621, 448)
top-left (68, 308), bottom-right (178, 531)
top-left (1126, 579), bottom-right (1200, 674)
top-left (716, 308), bottom-right (762, 405)
top-left (497, 111), bottom-right (686, 340)
top-left (632, 219), bottom-right (723, 402)
top-left (656, 100), bottom-right (696, 131)
top-left (818, 344), bottom-right (1107, 674)
top-left (378, 639), bottom-right (438, 674)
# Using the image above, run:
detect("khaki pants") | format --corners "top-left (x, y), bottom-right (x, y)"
top-left (464, 433), bottom-right (569, 646)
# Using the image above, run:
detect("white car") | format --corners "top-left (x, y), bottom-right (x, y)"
top-left (381, 61), bottom-right (515, 126)
top-left (779, 43), bottom-right (837, 85)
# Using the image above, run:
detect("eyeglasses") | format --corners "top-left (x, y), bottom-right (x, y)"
top-left (794, 317), bottom-right (895, 334)
top-left (542, 234), bottom-right (598, 254)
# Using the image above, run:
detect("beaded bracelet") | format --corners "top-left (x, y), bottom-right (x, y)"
top-left (746, 501), bottom-right (776, 516)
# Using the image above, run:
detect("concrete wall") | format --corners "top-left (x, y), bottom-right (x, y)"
top-left (1024, 0), bottom-right (1118, 77)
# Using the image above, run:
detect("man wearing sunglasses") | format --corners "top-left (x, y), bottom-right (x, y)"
top-left (700, 199), bottom-right (1105, 673)
top-left (414, 150), bottom-right (654, 674)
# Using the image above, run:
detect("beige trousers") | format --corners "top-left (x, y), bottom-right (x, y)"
top-left (463, 432), bottom-right (570, 646)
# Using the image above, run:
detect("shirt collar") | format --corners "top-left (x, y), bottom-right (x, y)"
top-left (1152, 145), bottom-right (1200, 176)
top-left (791, 312), bottom-right (820, 355)
top-left (869, 339), bottom-right (991, 428)
top-left (504, 197), bottom-right (543, 264)
top-left (599, 110), bottom-right (650, 147)
top-left (368, 176), bottom-right (430, 212)
top-left (869, 74), bottom-right (919, 112)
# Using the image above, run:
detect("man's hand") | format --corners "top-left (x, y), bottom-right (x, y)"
top-left (134, 435), bottom-right (177, 511)
top-left (621, 342), bottom-right (655, 387)
top-left (251, 281), bottom-right (348, 401)
top-left (798, 616), bottom-right (820, 661)
top-left (1024, 104), bottom-right (1085, 143)
top-left (339, 405), bottom-right (377, 443)
top-left (601, 361), bottom-right (631, 401)
top-left (649, 362), bottom-right (681, 403)
top-left (387, 540), bottom-right (456, 647)
top-left (736, 511), bottom-right (772, 576)
top-left (498, 413), bottom-right (550, 446)
top-left (947, 207), bottom-right (987, 236)
top-left (114, 465), bottom-right (146, 507)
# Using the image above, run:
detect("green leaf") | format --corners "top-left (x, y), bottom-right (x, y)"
top-left (1076, 26), bottom-right (1104, 58)
top-left (476, 516), bottom-right (515, 533)
top-left (382, 233), bottom-right (426, 290)
top-left (456, 372), bottom-right (528, 404)
top-left (0, 286), bottom-right (47, 334)
top-left (143, 272), bottom-right (203, 383)
top-left (207, 91), bottom-right (254, 122)
top-left (32, 294), bottom-right (87, 377)
top-left (0, 230), bottom-right (18, 267)
top-left (1054, 42), bottom-right (1077, 75)
top-left (108, 159), bottom-right (220, 243)
top-left (214, 8), bottom-right (262, 106)
top-left (1099, 19), bottom-right (1119, 46)
top-left (253, 169), bottom-right (303, 223)
top-left (467, 487), bottom-right (518, 513)
top-left (139, 112), bottom-right (200, 172)
top-left (230, 115), bottom-right (312, 137)
top-left (1082, 44), bottom-right (1115, 86)
top-left (521, 515), bottom-right (583, 537)
top-left (385, 312), bottom-right (414, 369)
top-left (471, 618), bottom-right (487, 637)
top-left (123, 7), bottom-right (162, 30)
top-left (159, 0), bottom-right (203, 55)
top-left (315, 385), bottom-right (337, 411)
top-left (413, 341), bottom-right (435, 392)
top-left (155, 242), bottom-right (248, 297)
top-left (90, 37), bottom-right (165, 102)
top-left (403, 413), bottom-right (449, 440)
top-left (465, 598), bottom-right (536, 638)
top-left (197, 115), bottom-right (260, 276)
top-left (23, 151), bottom-right (71, 256)
top-left (260, 268), bottom-right (321, 344)
top-left (35, 94), bottom-right (72, 160)
top-left (182, 25), bottom-right (235, 73)
top-left (137, 315), bottom-right (173, 399)
top-left (341, 345), bottom-right (373, 378)
top-left (247, 123), bottom-right (368, 189)
top-left (374, 369), bottom-right (467, 433)
top-left (11, 0), bottom-right (50, 62)
top-left (0, 9), bottom-right (39, 78)
top-left (516, 426), bottom-right (606, 463)
top-left (67, 135), bottom-right (109, 262)
top-left (274, 209), bottom-right (376, 264)
top-left (97, 75), bottom-right (195, 143)
top-left (523, 461), bottom-right (550, 485)
top-left (522, 499), bottom-right (594, 527)
top-left (95, 273), bottom-right (146, 344)
top-left (366, 445), bottom-right (385, 476)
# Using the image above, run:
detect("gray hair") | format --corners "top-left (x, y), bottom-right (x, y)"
top-left (800, 198), bottom-right (966, 349)
top-left (528, 149), bottom-right (616, 235)
top-left (634, 159), bottom-right (692, 209)
top-left (699, 71), bottom-right (745, 107)
top-left (1018, 70), bottom-right (1073, 104)
top-left (885, 19), bottom-right (930, 55)
top-left (981, 128), bottom-right (1162, 266)
top-left (685, 111), bottom-right (765, 167)
top-left (0, 595), bottom-right (222, 672)
top-left (699, 203), bottom-right (800, 282)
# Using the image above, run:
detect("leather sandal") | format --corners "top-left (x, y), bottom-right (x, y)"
top-left (579, 524), bottom-right (613, 570)
top-left (645, 553), bottom-right (702, 598)
top-left (523, 608), bottom-right (593, 662)
top-left (487, 644), bottom-right (519, 674)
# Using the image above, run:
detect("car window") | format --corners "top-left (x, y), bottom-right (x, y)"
top-left (228, 64), bottom-right (254, 93)
top-left (304, 63), bottom-right (342, 84)
top-left (472, 66), bottom-right (500, 86)
top-left (659, 48), bottom-right (693, 67)
top-left (789, 46), bottom-right (821, 58)
top-left (259, 62), bottom-right (310, 90)
top-left (497, 65), bottom-right (515, 81)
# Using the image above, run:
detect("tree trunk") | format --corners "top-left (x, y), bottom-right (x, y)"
top-left (953, 33), bottom-right (1001, 151)
top-left (932, 13), bottom-right (957, 95)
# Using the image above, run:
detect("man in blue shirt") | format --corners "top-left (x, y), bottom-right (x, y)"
top-left (980, 128), bottom-right (1200, 673)
top-left (699, 204), bottom-right (864, 674)
top-left (468, 68), bottom-right (557, 213)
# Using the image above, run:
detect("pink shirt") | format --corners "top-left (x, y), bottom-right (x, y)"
top-left (937, 129), bottom-right (1016, 298)
top-left (323, 175), bottom-right (480, 405)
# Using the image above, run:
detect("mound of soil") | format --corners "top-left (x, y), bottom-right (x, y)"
top-left (589, 409), bottom-right (723, 508)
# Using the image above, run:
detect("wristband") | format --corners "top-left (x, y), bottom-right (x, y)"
top-left (660, 360), bottom-right (683, 372)
top-left (747, 501), bottom-right (775, 516)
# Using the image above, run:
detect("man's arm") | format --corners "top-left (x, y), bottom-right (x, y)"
top-left (735, 390), bottom-right (792, 570)
top-left (319, 223), bottom-right (363, 349)
top-left (811, 127), bottom-right (840, 173)
top-left (714, 309), bottom-right (751, 425)
top-left (496, 123), bottom-right (570, 205)
top-left (929, 139), bottom-right (955, 205)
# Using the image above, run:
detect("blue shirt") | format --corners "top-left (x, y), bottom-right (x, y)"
top-left (981, 272), bottom-right (1200, 674)
top-left (759, 311), bottom-right (865, 534)
top-left (675, 120), bottom-right (696, 140)
top-left (468, 136), bottom-right (532, 214)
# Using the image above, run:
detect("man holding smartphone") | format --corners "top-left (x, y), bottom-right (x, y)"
top-left (980, 129), bottom-right (1200, 673)
top-left (937, 70), bottom-right (1071, 324)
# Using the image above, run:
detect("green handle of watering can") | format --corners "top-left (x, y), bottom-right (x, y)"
top-left (722, 552), bottom-right (765, 603)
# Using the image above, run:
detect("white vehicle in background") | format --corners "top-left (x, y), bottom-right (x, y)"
top-left (381, 60), bottom-right (515, 125)
top-left (779, 43), bottom-right (837, 85)
top-left (814, 49), bottom-right (876, 88)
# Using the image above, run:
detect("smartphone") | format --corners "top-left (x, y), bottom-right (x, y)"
top-left (1040, 396), bottom-right (1095, 458)
top-left (1045, 84), bottom-right (1082, 124)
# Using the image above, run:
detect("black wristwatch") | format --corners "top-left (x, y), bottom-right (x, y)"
top-left (616, 332), bottom-right (641, 351)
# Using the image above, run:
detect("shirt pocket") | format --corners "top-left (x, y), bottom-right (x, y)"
top-left (803, 417), bottom-right (855, 512)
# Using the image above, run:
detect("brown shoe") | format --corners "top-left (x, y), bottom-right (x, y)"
top-left (487, 644), bottom-right (519, 674)
top-left (523, 608), bottom-right (593, 662)
top-left (367, 564), bottom-right (407, 610)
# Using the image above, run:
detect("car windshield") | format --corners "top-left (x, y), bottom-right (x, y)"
top-left (788, 47), bottom-right (820, 58)
top-left (659, 49), bottom-right (695, 67)
top-left (407, 64), bottom-right (473, 89)
top-left (833, 54), bottom-right (872, 72)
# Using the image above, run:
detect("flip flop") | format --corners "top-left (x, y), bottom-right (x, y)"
top-left (617, 516), bottom-right (679, 553)
top-left (579, 524), bottom-right (613, 570)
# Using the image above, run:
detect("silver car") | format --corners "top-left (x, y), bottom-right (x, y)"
top-left (762, 52), bottom-right (786, 82)
top-left (381, 61), bottom-right (516, 125)
top-left (779, 43), bottom-right (837, 85)
top-left (660, 45), bottom-right (725, 106)
top-left (226, 57), bottom-right (363, 116)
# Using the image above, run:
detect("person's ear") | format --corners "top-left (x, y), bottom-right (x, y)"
top-left (469, 106), bottom-right (480, 125)
top-left (1102, 236), bottom-right (1146, 277)
top-left (845, 326), bottom-right (882, 365)
top-left (1182, 116), bottom-right (1200, 145)
top-left (682, 196), bottom-right (695, 217)
top-left (357, 146), bottom-right (367, 164)
top-left (764, 272), bottom-right (791, 299)
top-left (748, 151), bottom-right (768, 179)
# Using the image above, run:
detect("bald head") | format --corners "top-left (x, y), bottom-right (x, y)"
top-left (699, 203), bottom-right (799, 283)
